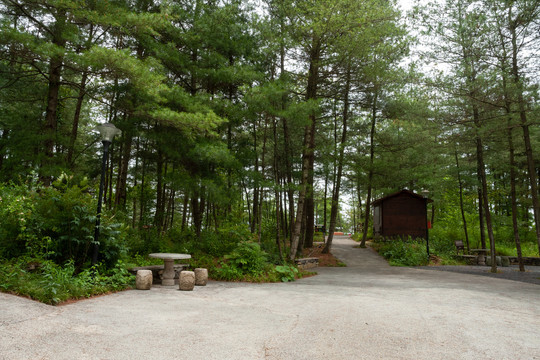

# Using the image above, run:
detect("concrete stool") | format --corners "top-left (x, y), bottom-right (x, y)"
top-left (194, 268), bottom-right (208, 286)
top-left (179, 271), bottom-right (195, 291)
top-left (136, 270), bottom-right (153, 290)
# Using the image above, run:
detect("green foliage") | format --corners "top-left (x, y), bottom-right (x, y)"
top-left (0, 257), bottom-right (134, 305)
top-left (220, 241), bottom-right (268, 276)
top-left (0, 183), bottom-right (36, 257)
top-left (210, 241), bottom-right (301, 283)
top-left (274, 265), bottom-right (299, 282)
top-left (372, 238), bottom-right (429, 267)
top-left (193, 222), bottom-right (253, 257)
top-left (0, 181), bottom-right (128, 270)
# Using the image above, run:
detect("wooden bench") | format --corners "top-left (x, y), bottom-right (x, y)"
top-left (454, 240), bottom-right (465, 255)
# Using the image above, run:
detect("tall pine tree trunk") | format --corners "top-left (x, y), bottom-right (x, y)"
top-left (455, 150), bottom-right (470, 252)
top-left (154, 149), bottom-right (165, 231)
top-left (361, 89), bottom-right (378, 248)
top-left (289, 38), bottom-right (320, 260)
top-left (41, 10), bottom-right (67, 185)
top-left (273, 117), bottom-right (283, 260)
top-left (66, 70), bottom-right (88, 167)
top-left (323, 64), bottom-right (350, 253)
top-left (509, 18), bottom-right (540, 254)
top-left (507, 122), bottom-right (525, 271)
top-left (473, 102), bottom-right (497, 273)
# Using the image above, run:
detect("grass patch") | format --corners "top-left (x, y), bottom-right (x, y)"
top-left (0, 257), bottom-right (134, 305)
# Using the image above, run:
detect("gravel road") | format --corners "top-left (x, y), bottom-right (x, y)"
top-left (1, 236), bottom-right (539, 360)
top-left (416, 264), bottom-right (540, 286)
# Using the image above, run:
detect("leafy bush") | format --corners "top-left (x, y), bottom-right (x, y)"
top-left (208, 241), bottom-right (305, 283)
top-left (274, 264), bottom-right (299, 282)
top-left (372, 237), bottom-right (429, 266)
top-left (0, 179), bottom-right (128, 270)
top-left (0, 183), bottom-right (37, 257)
top-left (183, 222), bottom-right (253, 257)
top-left (220, 241), bottom-right (268, 276)
top-left (0, 257), bottom-right (134, 305)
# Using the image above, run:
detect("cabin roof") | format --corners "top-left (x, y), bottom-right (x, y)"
top-left (371, 189), bottom-right (433, 206)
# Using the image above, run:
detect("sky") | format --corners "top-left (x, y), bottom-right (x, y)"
top-left (398, 0), bottom-right (416, 12)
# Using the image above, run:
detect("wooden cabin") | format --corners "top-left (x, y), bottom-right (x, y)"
top-left (372, 190), bottom-right (432, 239)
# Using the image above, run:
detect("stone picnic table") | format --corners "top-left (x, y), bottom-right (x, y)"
top-left (148, 253), bottom-right (191, 286)
top-left (470, 249), bottom-right (488, 265)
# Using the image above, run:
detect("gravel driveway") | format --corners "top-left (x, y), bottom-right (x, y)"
top-left (416, 264), bottom-right (540, 286)
top-left (1, 236), bottom-right (539, 360)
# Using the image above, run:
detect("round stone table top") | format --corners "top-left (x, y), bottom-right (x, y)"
top-left (148, 253), bottom-right (191, 260)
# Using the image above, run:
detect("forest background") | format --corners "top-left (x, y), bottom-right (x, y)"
top-left (0, 0), bottom-right (538, 303)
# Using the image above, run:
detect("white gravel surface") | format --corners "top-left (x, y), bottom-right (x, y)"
top-left (1, 236), bottom-right (539, 360)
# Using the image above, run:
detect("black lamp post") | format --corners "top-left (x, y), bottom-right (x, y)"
top-left (92, 123), bottom-right (121, 266)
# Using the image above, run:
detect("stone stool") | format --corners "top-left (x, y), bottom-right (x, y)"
top-left (179, 271), bottom-right (195, 291)
top-left (194, 268), bottom-right (208, 286)
top-left (136, 270), bottom-right (153, 290)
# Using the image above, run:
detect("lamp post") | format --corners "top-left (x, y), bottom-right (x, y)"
top-left (92, 123), bottom-right (121, 266)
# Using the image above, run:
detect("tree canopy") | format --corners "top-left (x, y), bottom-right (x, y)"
top-left (0, 0), bottom-right (538, 273)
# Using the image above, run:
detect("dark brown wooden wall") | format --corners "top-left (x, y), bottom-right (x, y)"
top-left (381, 194), bottom-right (426, 238)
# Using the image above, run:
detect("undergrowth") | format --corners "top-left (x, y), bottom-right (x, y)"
top-left (371, 238), bottom-right (429, 266)
top-left (191, 241), bottom-right (302, 283)
top-left (0, 257), bottom-right (134, 305)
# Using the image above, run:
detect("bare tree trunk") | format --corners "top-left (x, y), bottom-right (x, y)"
top-left (474, 106), bottom-right (497, 273)
top-left (324, 64), bottom-right (350, 254)
top-left (115, 121), bottom-right (132, 210)
top-left (181, 192), bottom-right (189, 231)
top-left (191, 187), bottom-right (205, 238)
top-left (361, 89), bottom-right (378, 248)
top-left (477, 187), bottom-right (486, 249)
top-left (289, 124), bottom-right (313, 260)
top-left (132, 137), bottom-right (139, 228)
top-left (323, 170), bottom-right (328, 240)
top-left (258, 117), bottom-right (269, 241)
top-left (154, 149), bottom-right (165, 230)
top-left (139, 141), bottom-right (147, 225)
top-left (41, 10), bottom-right (67, 185)
top-left (509, 18), bottom-right (540, 254)
top-left (251, 118), bottom-right (260, 234)
top-left (455, 150), bottom-right (470, 252)
top-left (508, 122), bottom-right (525, 271)
top-left (278, 16), bottom-right (294, 242)
top-left (66, 70), bottom-right (88, 167)
top-left (282, 118), bottom-right (295, 240)
top-left (289, 37), bottom-right (320, 260)
top-left (304, 157), bottom-right (315, 248)
top-left (273, 117), bottom-right (283, 260)
top-left (105, 143), bottom-right (114, 209)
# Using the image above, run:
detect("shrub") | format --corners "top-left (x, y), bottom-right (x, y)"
top-left (274, 264), bottom-right (299, 282)
top-left (372, 237), bottom-right (429, 266)
top-left (187, 222), bottom-right (253, 257)
top-left (0, 257), bottom-right (134, 305)
top-left (0, 183), bottom-right (37, 257)
top-left (220, 241), bottom-right (268, 276)
top-left (0, 179), bottom-right (128, 271)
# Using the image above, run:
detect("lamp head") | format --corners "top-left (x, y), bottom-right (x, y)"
top-left (95, 123), bottom-right (122, 142)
